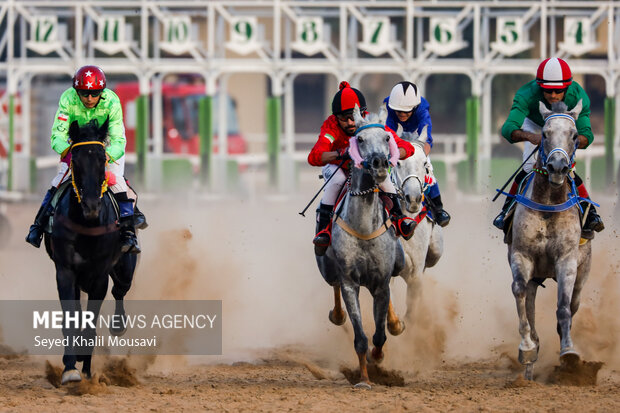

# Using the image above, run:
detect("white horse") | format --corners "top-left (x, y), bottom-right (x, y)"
top-left (316, 106), bottom-right (406, 389)
top-left (508, 101), bottom-right (592, 380)
top-left (390, 127), bottom-right (444, 322)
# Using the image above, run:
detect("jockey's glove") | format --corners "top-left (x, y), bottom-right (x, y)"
top-left (336, 148), bottom-right (350, 161)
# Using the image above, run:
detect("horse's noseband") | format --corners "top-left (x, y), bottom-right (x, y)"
top-left (70, 141), bottom-right (108, 203)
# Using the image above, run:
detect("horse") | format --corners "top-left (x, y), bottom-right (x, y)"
top-left (507, 100), bottom-right (592, 380)
top-left (316, 105), bottom-right (405, 389)
top-left (43, 118), bottom-right (137, 385)
top-left (391, 127), bottom-right (443, 321)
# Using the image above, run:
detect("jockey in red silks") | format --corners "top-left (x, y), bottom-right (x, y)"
top-left (308, 81), bottom-right (417, 256)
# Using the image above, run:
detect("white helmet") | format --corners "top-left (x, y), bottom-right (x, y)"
top-left (388, 81), bottom-right (421, 112)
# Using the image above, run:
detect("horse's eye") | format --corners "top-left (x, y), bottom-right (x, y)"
top-left (358, 137), bottom-right (364, 144)
top-left (385, 136), bottom-right (390, 142)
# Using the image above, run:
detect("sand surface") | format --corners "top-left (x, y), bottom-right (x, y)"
top-left (1, 175), bottom-right (620, 412)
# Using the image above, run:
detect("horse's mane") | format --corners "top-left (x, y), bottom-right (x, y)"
top-left (363, 111), bottom-right (382, 124)
top-left (70, 118), bottom-right (109, 145)
top-left (550, 101), bottom-right (569, 114)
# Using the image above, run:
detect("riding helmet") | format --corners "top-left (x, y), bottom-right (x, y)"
top-left (388, 81), bottom-right (421, 112)
top-left (536, 58), bottom-right (572, 90)
top-left (331, 81), bottom-right (366, 115)
top-left (73, 65), bottom-right (106, 91)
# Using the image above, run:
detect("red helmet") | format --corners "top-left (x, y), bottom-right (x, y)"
top-left (73, 65), bottom-right (106, 91)
top-left (536, 58), bottom-right (572, 90)
top-left (331, 81), bottom-right (366, 115)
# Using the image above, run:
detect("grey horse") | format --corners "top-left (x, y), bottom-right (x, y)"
top-left (508, 100), bottom-right (592, 380)
top-left (316, 105), bottom-right (405, 389)
top-left (390, 127), bottom-right (443, 322)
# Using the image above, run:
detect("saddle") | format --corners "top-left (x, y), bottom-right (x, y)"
top-left (501, 176), bottom-right (590, 245)
top-left (45, 180), bottom-right (120, 234)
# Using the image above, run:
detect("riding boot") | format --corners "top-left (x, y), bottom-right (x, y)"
top-left (115, 195), bottom-right (141, 254)
top-left (429, 195), bottom-right (450, 227)
top-left (493, 170), bottom-right (528, 230)
top-left (493, 196), bottom-right (512, 230)
top-left (581, 201), bottom-right (604, 239)
top-left (313, 203), bottom-right (333, 256)
top-left (134, 205), bottom-right (148, 230)
top-left (386, 193), bottom-right (415, 240)
top-left (25, 187), bottom-right (57, 248)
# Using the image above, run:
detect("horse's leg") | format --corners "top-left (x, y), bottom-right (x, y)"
top-left (340, 282), bottom-right (370, 389)
top-left (110, 253), bottom-right (137, 336)
top-left (556, 259), bottom-right (580, 362)
top-left (55, 266), bottom-right (82, 384)
top-left (404, 273), bottom-right (422, 323)
top-left (510, 254), bottom-right (538, 368)
top-left (370, 285), bottom-right (390, 363)
top-left (328, 285), bottom-right (346, 326)
top-left (387, 298), bottom-right (405, 336)
top-left (80, 273), bottom-right (109, 379)
top-left (425, 225), bottom-right (443, 269)
top-left (523, 280), bottom-right (540, 380)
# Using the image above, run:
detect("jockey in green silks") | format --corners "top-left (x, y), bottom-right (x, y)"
top-left (26, 65), bottom-right (146, 253)
top-left (493, 57), bottom-right (604, 239)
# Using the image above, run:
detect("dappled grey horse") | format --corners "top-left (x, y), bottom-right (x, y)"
top-left (316, 105), bottom-right (405, 389)
top-left (391, 128), bottom-right (443, 322)
top-left (507, 100), bottom-right (592, 380)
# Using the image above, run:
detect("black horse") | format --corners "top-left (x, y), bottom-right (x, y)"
top-left (44, 119), bottom-right (137, 384)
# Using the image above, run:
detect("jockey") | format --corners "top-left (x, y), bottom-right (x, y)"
top-left (493, 57), bottom-right (604, 238)
top-left (384, 81), bottom-right (451, 227)
top-left (308, 81), bottom-right (417, 255)
top-left (25, 65), bottom-right (145, 253)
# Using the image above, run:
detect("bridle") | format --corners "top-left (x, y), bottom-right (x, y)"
top-left (394, 141), bottom-right (427, 200)
top-left (70, 141), bottom-right (108, 203)
top-left (538, 114), bottom-right (578, 174)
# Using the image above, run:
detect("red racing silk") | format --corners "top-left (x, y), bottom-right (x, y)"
top-left (307, 114), bottom-right (415, 167)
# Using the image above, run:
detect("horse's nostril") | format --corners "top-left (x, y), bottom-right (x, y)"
top-left (416, 195), bottom-right (422, 203)
top-left (547, 164), bottom-right (555, 173)
top-left (405, 195), bottom-right (411, 204)
top-left (561, 166), bottom-right (569, 175)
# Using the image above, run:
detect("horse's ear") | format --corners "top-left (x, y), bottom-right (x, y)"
top-left (99, 116), bottom-right (109, 141)
top-left (353, 104), bottom-right (365, 127)
top-left (378, 103), bottom-right (388, 125)
top-left (568, 99), bottom-right (583, 120)
top-left (69, 121), bottom-right (80, 141)
top-left (539, 101), bottom-right (552, 120)
top-left (417, 125), bottom-right (429, 144)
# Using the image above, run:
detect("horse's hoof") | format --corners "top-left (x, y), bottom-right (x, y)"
top-left (328, 309), bottom-right (346, 326)
top-left (354, 381), bottom-right (372, 390)
top-left (518, 346), bottom-right (539, 364)
top-left (367, 347), bottom-right (384, 364)
top-left (560, 349), bottom-right (580, 366)
top-left (61, 369), bottom-right (82, 385)
top-left (388, 319), bottom-right (405, 336)
top-left (524, 364), bottom-right (534, 381)
top-left (110, 324), bottom-right (127, 337)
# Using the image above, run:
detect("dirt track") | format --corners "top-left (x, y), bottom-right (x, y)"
top-left (1, 184), bottom-right (620, 411)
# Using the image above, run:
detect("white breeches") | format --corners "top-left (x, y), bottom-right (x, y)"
top-left (51, 155), bottom-right (128, 193)
top-left (521, 118), bottom-right (542, 174)
top-left (320, 163), bottom-right (396, 205)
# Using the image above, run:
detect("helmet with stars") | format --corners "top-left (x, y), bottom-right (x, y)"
top-left (73, 65), bottom-right (106, 91)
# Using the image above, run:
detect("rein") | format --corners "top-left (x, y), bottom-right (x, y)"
top-left (69, 141), bottom-right (108, 203)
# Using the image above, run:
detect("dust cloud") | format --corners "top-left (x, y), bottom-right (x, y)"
top-left (1, 173), bottom-right (619, 381)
